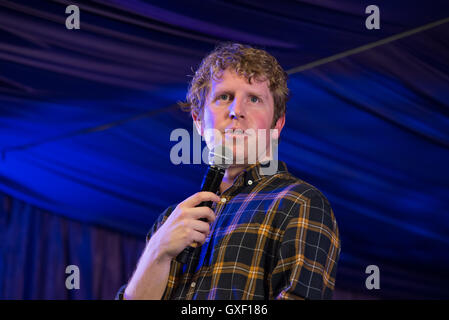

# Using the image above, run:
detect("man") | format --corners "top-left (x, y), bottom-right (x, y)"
top-left (117, 43), bottom-right (340, 300)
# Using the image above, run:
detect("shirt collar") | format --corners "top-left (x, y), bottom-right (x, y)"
top-left (232, 160), bottom-right (288, 188)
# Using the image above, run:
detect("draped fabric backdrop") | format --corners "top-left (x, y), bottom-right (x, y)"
top-left (1, 0), bottom-right (449, 299)
top-left (0, 193), bottom-right (144, 299)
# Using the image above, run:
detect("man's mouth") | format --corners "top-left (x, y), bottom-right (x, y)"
top-left (224, 128), bottom-right (250, 137)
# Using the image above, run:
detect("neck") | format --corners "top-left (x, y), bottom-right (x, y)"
top-left (219, 164), bottom-right (247, 194)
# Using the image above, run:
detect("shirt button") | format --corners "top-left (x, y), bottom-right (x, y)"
top-left (247, 180), bottom-right (253, 185)
top-left (220, 197), bottom-right (227, 203)
top-left (191, 282), bottom-right (196, 288)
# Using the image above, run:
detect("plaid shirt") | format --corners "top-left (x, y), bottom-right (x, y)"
top-left (118, 161), bottom-right (340, 300)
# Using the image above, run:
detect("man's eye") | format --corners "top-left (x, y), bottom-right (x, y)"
top-left (250, 96), bottom-right (260, 103)
top-left (218, 94), bottom-right (229, 101)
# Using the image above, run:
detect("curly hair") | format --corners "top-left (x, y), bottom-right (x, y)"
top-left (178, 42), bottom-right (289, 127)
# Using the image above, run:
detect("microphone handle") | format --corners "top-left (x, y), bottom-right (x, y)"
top-left (175, 166), bottom-right (225, 264)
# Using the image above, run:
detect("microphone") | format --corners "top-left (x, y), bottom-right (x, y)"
top-left (175, 145), bottom-right (232, 264)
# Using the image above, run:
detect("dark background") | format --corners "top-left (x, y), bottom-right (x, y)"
top-left (1, 0), bottom-right (449, 299)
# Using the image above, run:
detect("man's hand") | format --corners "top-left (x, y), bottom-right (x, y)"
top-left (124, 191), bottom-right (220, 299)
top-left (150, 191), bottom-right (220, 260)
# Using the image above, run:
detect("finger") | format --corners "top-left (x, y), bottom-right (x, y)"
top-left (191, 230), bottom-right (207, 245)
top-left (182, 192), bottom-right (221, 208)
top-left (190, 219), bottom-right (211, 235)
top-left (186, 207), bottom-right (216, 223)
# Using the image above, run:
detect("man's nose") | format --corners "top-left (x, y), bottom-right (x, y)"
top-left (229, 98), bottom-right (245, 120)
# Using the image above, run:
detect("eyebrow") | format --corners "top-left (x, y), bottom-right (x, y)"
top-left (212, 90), bottom-right (232, 98)
top-left (250, 91), bottom-right (268, 100)
top-left (212, 89), bottom-right (267, 100)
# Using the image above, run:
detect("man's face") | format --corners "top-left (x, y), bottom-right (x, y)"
top-left (193, 68), bottom-right (285, 165)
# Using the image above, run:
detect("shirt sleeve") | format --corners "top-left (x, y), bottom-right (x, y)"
top-left (114, 205), bottom-right (176, 300)
top-left (144, 205), bottom-right (176, 243)
top-left (115, 284), bottom-right (127, 300)
top-left (270, 191), bottom-right (341, 300)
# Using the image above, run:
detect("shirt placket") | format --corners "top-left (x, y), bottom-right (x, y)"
top-left (184, 182), bottom-right (243, 299)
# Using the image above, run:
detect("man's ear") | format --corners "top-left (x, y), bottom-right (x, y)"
top-left (192, 110), bottom-right (203, 137)
top-left (271, 113), bottom-right (285, 140)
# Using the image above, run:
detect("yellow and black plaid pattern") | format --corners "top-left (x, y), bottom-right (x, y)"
top-left (142, 161), bottom-right (340, 300)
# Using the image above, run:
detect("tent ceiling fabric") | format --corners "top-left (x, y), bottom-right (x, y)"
top-left (1, 1), bottom-right (449, 298)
